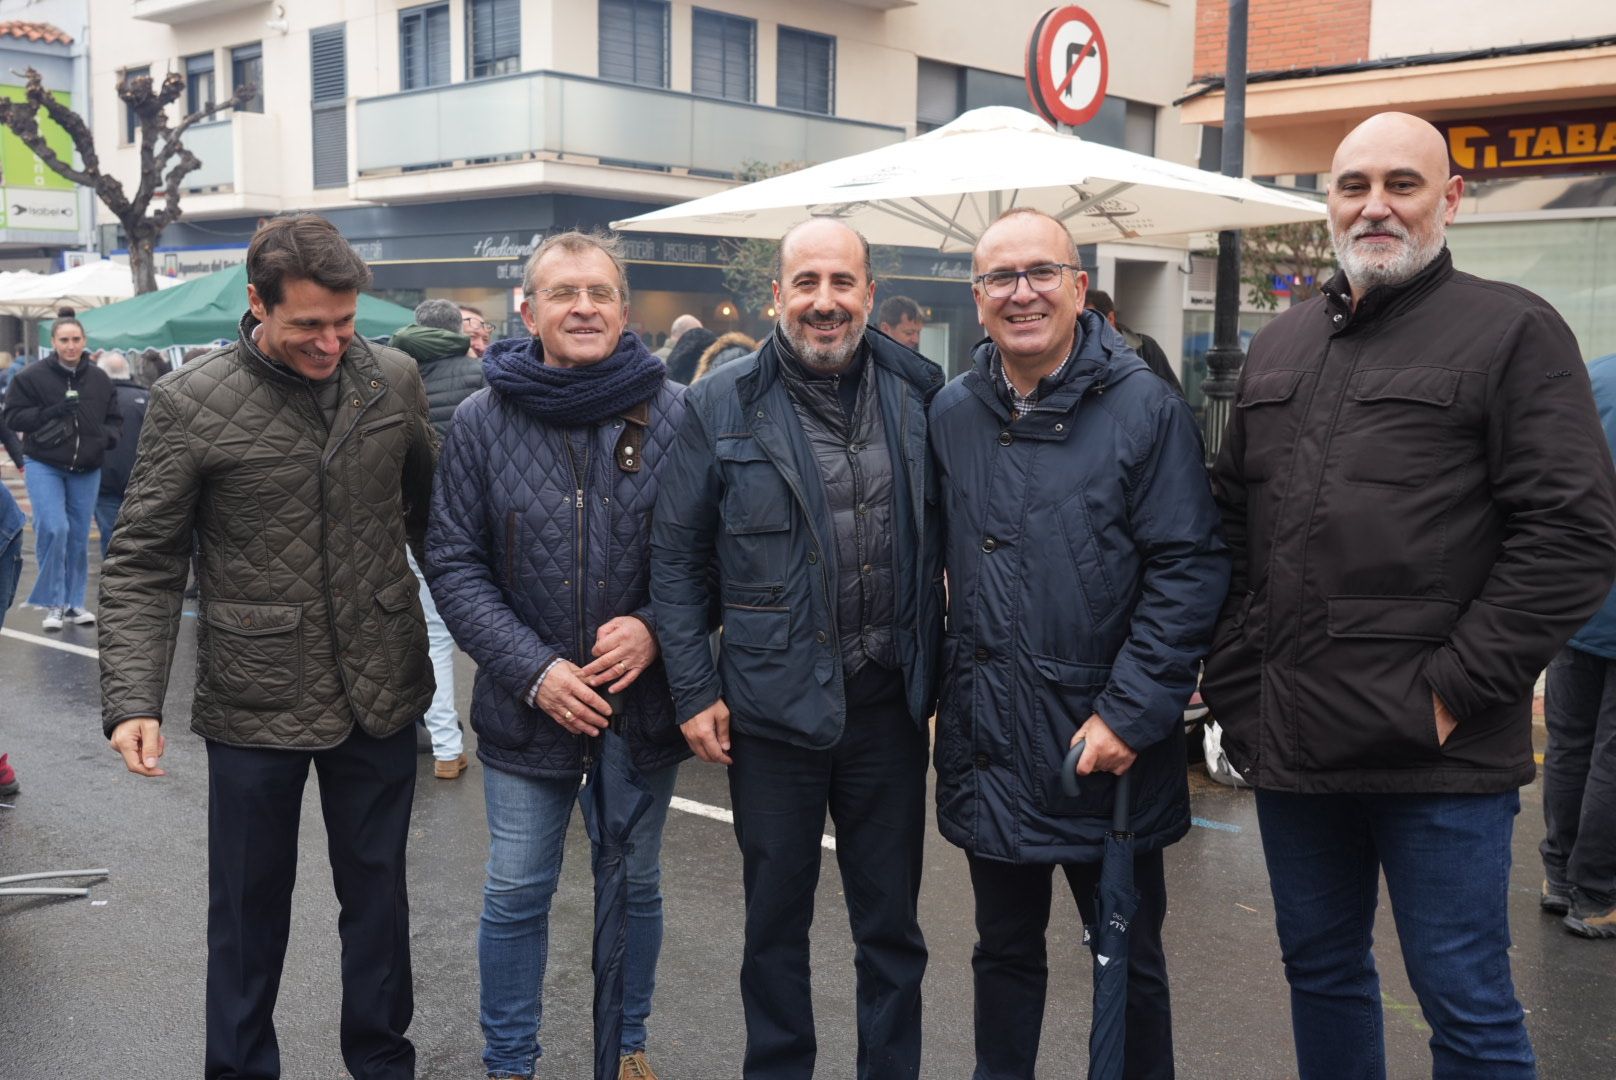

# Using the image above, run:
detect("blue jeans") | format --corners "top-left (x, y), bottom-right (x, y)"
top-left (1256, 790), bottom-right (1536, 1080)
top-left (23, 458), bottom-right (98, 609)
top-left (94, 491), bottom-right (123, 561)
top-left (407, 549), bottom-right (462, 760)
top-left (479, 758), bottom-right (679, 1077)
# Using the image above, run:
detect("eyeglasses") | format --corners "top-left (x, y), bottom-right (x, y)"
top-left (529, 284), bottom-right (622, 306)
top-left (972, 263), bottom-right (1080, 299)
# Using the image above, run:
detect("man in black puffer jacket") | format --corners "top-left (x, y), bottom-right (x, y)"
top-left (426, 232), bottom-right (687, 1080)
top-left (390, 298), bottom-right (487, 776)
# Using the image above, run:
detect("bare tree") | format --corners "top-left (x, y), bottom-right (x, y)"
top-left (0, 67), bottom-right (252, 294)
top-left (1239, 220), bottom-right (1336, 310)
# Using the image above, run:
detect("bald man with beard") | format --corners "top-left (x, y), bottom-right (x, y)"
top-left (1202, 112), bottom-right (1616, 1078)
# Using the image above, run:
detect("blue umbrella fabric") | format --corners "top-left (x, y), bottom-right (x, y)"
top-left (1062, 739), bottom-right (1138, 1080)
top-left (578, 726), bottom-right (656, 1080)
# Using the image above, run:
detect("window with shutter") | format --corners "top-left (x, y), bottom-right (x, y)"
top-left (185, 53), bottom-right (216, 116)
top-left (467, 0), bottom-right (520, 79)
top-left (123, 65), bottom-right (150, 145)
top-left (777, 27), bottom-right (833, 115)
top-left (692, 9), bottom-right (754, 103)
top-left (598, 0), bottom-right (668, 88)
top-left (310, 25), bottom-right (347, 189)
top-left (400, 3), bottom-right (450, 90)
top-left (231, 43), bottom-right (264, 114)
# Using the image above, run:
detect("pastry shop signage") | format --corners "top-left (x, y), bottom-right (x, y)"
top-left (1437, 108), bottom-right (1616, 180)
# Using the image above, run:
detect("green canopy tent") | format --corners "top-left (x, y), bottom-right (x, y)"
top-left (65, 264), bottom-right (418, 351)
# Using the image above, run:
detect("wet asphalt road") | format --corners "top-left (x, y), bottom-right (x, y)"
top-left (1, 554), bottom-right (1613, 1079)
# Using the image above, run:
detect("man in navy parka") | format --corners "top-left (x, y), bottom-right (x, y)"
top-left (929, 208), bottom-right (1230, 1080)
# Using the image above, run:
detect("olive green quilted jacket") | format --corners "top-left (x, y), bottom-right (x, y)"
top-left (98, 319), bottom-right (438, 748)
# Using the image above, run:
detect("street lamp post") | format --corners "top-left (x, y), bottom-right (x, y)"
top-left (1201, 0), bottom-right (1248, 462)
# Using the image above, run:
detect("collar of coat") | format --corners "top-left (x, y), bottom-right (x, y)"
top-left (1321, 246), bottom-right (1454, 332)
top-left (962, 309), bottom-right (1149, 435)
top-left (735, 326), bottom-right (943, 409)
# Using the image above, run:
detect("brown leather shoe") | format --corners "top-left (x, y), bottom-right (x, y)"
top-left (434, 753), bottom-right (469, 779)
top-left (619, 1050), bottom-right (659, 1079)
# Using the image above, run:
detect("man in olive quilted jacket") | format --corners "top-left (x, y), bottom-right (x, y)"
top-left (98, 214), bottom-right (437, 1080)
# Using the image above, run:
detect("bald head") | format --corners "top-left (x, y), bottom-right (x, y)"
top-left (1327, 112), bottom-right (1462, 303)
top-left (777, 218), bottom-right (872, 285)
top-left (1331, 112), bottom-right (1451, 185)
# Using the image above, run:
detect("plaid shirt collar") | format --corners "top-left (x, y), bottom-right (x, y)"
top-left (995, 327), bottom-right (1080, 419)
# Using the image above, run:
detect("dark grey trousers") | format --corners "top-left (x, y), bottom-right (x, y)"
top-left (1541, 645), bottom-right (1616, 906)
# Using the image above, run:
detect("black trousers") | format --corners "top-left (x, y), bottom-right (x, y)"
top-left (1542, 645), bottom-right (1616, 906)
top-left (204, 725), bottom-right (416, 1080)
top-left (965, 848), bottom-right (1174, 1080)
top-left (727, 697), bottom-right (930, 1079)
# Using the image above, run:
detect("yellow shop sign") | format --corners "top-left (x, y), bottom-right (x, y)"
top-left (1437, 109), bottom-right (1616, 180)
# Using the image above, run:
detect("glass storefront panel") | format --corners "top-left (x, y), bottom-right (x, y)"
top-left (1446, 216), bottom-right (1616, 362)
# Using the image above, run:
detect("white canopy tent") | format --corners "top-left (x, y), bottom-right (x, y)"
top-left (613, 107), bottom-right (1326, 250)
top-left (0, 260), bottom-right (179, 320)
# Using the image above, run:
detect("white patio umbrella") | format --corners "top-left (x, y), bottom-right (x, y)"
top-left (0, 259), bottom-right (178, 319)
top-left (612, 106), bottom-right (1325, 250)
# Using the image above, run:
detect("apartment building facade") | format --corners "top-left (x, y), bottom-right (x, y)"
top-left (93, 0), bottom-right (1203, 372)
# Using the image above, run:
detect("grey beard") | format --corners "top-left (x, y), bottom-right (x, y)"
top-left (1332, 206), bottom-right (1447, 293)
top-left (781, 315), bottom-right (865, 373)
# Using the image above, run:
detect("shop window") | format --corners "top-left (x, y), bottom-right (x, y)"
top-left (599, 0), bottom-right (668, 88)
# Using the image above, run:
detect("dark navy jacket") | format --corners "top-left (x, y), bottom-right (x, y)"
top-left (425, 368), bottom-right (689, 779)
top-left (651, 331), bottom-right (945, 748)
top-left (930, 312), bottom-right (1230, 863)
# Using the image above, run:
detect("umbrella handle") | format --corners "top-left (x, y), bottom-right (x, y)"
top-left (1060, 738), bottom-right (1133, 832)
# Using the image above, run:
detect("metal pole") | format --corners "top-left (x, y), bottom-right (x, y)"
top-left (1201, 0), bottom-right (1248, 462)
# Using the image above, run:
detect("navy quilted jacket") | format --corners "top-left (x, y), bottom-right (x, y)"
top-left (425, 371), bottom-right (690, 779)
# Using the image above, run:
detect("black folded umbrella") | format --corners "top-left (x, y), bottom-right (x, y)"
top-left (579, 725), bottom-right (656, 1080)
top-left (1061, 738), bottom-right (1138, 1080)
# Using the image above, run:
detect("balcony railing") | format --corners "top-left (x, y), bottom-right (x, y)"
top-left (355, 70), bottom-right (905, 178)
top-left (178, 112), bottom-right (278, 199)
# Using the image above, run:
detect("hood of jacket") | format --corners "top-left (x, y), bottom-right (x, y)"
top-left (390, 323), bottom-right (473, 364)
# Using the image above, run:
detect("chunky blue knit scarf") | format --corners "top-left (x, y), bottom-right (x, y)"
top-left (483, 331), bottom-right (665, 426)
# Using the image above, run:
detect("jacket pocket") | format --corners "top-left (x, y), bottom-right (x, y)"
top-left (722, 603), bottom-right (789, 650)
top-left (202, 599), bottom-right (303, 710)
top-left (1341, 367), bottom-right (1462, 487)
top-left (1055, 488), bottom-right (1120, 626)
top-left (1234, 369), bottom-right (1307, 483)
top-left (375, 573), bottom-right (429, 691)
top-left (716, 437), bottom-right (792, 535)
top-left (1026, 652), bottom-right (1118, 817)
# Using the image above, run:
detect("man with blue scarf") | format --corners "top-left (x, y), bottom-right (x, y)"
top-left (425, 231), bottom-right (688, 1080)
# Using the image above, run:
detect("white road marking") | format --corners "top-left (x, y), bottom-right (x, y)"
top-left (1, 627), bottom-right (99, 658)
top-left (0, 627), bottom-right (838, 850)
top-left (671, 794), bottom-right (836, 851)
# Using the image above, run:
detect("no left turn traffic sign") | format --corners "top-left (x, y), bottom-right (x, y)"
top-left (1025, 5), bottom-right (1109, 128)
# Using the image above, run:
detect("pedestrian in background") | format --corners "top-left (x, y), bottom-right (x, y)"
top-left (690, 330), bottom-right (756, 382)
top-left (461, 304), bottom-right (492, 358)
top-left (99, 213), bottom-right (437, 1080)
top-left (662, 323), bottom-right (716, 386)
top-left (391, 296), bottom-right (487, 779)
top-left (1, 316), bottom-right (121, 631)
top-left (1203, 112), bottom-right (1616, 1079)
top-left (93, 351), bottom-right (149, 560)
top-left (427, 231), bottom-right (688, 1080)
top-left (1085, 289), bottom-right (1183, 396)
top-left (930, 208), bottom-right (1228, 1079)
top-left (1539, 349), bottom-right (1616, 940)
top-left (0, 468), bottom-right (21, 796)
top-left (653, 217), bottom-right (944, 1080)
top-left (876, 294), bottom-right (924, 350)
top-left (654, 312), bottom-right (702, 362)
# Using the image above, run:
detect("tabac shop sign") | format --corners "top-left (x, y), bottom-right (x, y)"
top-left (1437, 107), bottom-right (1616, 181)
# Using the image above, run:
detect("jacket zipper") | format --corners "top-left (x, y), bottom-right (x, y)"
top-left (566, 432), bottom-right (594, 772)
